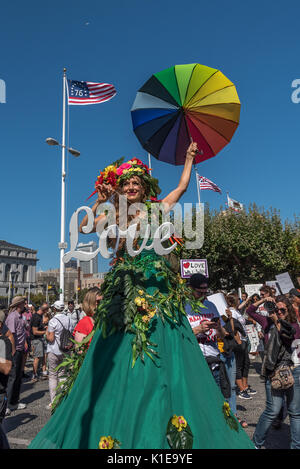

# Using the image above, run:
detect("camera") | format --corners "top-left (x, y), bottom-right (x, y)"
top-left (264, 301), bottom-right (278, 315)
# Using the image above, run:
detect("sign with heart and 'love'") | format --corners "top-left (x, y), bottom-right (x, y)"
top-left (180, 259), bottom-right (208, 279)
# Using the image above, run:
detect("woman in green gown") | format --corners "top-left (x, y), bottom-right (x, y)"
top-left (29, 143), bottom-right (254, 449)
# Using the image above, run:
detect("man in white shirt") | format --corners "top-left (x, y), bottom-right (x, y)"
top-left (46, 301), bottom-right (73, 408)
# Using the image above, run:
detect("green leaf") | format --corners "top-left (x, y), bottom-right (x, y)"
top-left (166, 417), bottom-right (193, 449)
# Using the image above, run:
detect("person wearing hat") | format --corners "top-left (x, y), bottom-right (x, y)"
top-left (5, 296), bottom-right (27, 413)
top-left (289, 288), bottom-right (300, 323)
top-left (46, 300), bottom-right (73, 408)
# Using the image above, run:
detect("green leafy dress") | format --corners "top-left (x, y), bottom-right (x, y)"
top-left (29, 249), bottom-right (254, 449)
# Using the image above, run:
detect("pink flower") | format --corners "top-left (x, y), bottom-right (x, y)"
top-left (116, 163), bottom-right (132, 176)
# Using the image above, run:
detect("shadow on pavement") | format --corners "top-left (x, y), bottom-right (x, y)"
top-left (4, 412), bottom-right (37, 433)
top-left (23, 390), bottom-right (47, 405)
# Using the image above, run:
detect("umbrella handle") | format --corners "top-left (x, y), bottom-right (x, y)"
top-left (186, 121), bottom-right (204, 156)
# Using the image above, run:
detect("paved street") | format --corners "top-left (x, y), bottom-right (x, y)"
top-left (3, 356), bottom-right (291, 449)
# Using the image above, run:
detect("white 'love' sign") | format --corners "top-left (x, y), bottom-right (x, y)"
top-left (63, 206), bottom-right (178, 263)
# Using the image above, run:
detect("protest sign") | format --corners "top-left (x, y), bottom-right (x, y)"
top-left (180, 259), bottom-right (208, 278)
top-left (275, 272), bottom-right (294, 294)
top-left (244, 284), bottom-right (263, 297)
top-left (207, 292), bottom-right (228, 318)
top-left (265, 281), bottom-right (282, 295)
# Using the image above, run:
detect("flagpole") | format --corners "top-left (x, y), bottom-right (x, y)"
top-left (194, 165), bottom-right (201, 211)
top-left (59, 68), bottom-right (67, 304)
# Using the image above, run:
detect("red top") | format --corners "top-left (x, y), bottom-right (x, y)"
top-left (73, 316), bottom-right (94, 346)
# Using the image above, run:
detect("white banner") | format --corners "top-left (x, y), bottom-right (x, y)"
top-left (275, 272), bottom-right (294, 294)
top-left (244, 284), bottom-right (263, 297)
top-left (207, 293), bottom-right (228, 318)
top-left (265, 280), bottom-right (282, 295)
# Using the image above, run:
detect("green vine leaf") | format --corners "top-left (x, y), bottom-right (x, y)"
top-left (166, 415), bottom-right (193, 449)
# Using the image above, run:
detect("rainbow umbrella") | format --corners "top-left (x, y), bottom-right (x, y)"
top-left (131, 63), bottom-right (240, 165)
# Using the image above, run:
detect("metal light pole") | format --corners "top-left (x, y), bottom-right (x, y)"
top-left (9, 270), bottom-right (19, 305)
top-left (45, 71), bottom-right (80, 304)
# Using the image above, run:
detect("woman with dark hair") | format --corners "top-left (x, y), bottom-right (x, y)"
top-left (252, 296), bottom-right (300, 449)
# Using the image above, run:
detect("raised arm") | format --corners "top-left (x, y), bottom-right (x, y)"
top-left (161, 142), bottom-right (197, 213)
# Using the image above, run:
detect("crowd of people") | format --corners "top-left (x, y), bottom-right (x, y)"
top-left (185, 275), bottom-right (300, 448)
top-left (0, 286), bottom-right (102, 447)
top-left (0, 278), bottom-right (299, 448)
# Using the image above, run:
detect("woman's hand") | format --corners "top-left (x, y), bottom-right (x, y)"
top-left (97, 183), bottom-right (114, 203)
top-left (265, 296), bottom-right (275, 303)
top-left (186, 141), bottom-right (198, 160)
top-left (269, 312), bottom-right (278, 324)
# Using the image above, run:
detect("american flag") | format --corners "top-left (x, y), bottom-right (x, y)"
top-left (197, 175), bottom-right (222, 193)
top-left (67, 80), bottom-right (116, 105)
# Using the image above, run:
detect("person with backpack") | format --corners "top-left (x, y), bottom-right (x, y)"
top-left (46, 301), bottom-right (73, 409)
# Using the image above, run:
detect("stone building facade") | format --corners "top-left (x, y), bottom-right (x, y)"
top-left (0, 240), bottom-right (38, 302)
top-left (37, 269), bottom-right (106, 302)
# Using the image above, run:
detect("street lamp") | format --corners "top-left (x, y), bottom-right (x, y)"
top-left (46, 136), bottom-right (81, 303)
top-left (45, 138), bottom-right (80, 157)
top-left (9, 270), bottom-right (19, 305)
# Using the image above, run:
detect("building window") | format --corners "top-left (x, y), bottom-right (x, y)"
top-left (4, 265), bottom-right (10, 282)
top-left (23, 266), bottom-right (28, 283)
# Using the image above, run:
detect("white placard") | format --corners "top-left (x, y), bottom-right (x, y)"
top-left (275, 272), bottom-right (295, 294)
top-left (244, 284), bottom-right (263, 297)
top-left (265, 281), bottom-right (282, 295)
top-left (180, 259), bottom-right (208, 278)
top-left (207, 293), bottom-right (228, 318)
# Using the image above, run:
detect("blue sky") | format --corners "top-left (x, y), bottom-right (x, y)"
top-left (1, 0), bottom-right (300, 272)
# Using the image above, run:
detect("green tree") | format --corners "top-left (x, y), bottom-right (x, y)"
top-left (180, 204), bottom-right (300, 291)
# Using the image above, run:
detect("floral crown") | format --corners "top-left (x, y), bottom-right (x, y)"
top-left (88, 157), bottom-right (161, 200)
top-left (116, 158), bottom-right (161, 198)
top-left (87, 158), bottom-right (122, 200)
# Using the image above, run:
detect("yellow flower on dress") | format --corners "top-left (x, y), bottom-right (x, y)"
top-left (142, 315), bottom-right (150, 323)
top-left (99, 436), bottom-right (114, 449)
top-left (138, 290), bottom-right (144, 295)
top-left (148, 309), bottom-right (156, 318)
top-left (134, 297), bottom-right (142, 307)
top-left (223, 402), bottom-right (231, 417)
top-left (171, 415), bottom-right (187, 432)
